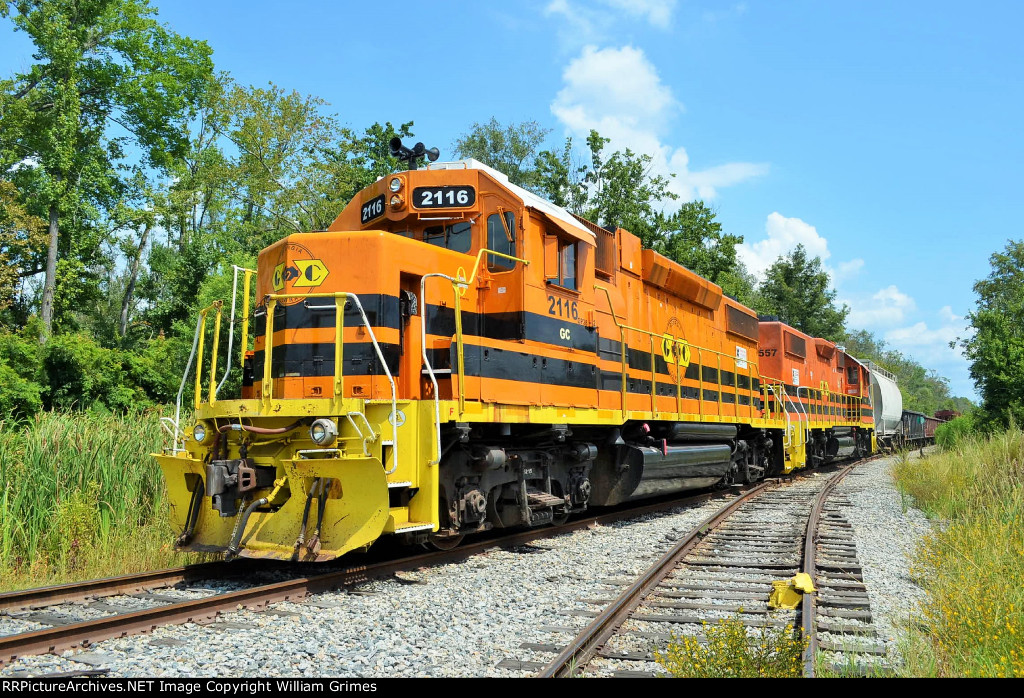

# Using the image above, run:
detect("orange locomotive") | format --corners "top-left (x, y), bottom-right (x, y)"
top-left (155, 140), bottom-right (874, 561)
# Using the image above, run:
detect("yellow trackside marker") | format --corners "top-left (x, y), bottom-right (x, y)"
top-left (292, 259), bottom-right (330, 287)
top-left (273, 263), bottom-right (286, 291)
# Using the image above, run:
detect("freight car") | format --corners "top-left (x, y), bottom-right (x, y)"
top-left (155, 143), bottom-right (881, 561)
top-left (901, 410), bottom-right (941, 447)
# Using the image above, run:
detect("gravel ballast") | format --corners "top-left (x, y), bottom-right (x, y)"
top-left (0, 453), bottom-right (935, 678)
top-left (832, 450), bottom-right (933, 666)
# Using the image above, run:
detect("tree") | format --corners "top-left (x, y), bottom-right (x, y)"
top-left (958, 239), bottom-right (1024, 427)
top-left (0, 180), bottom-right (47, 313)
top-left (0, 0), bottom-right (213, 338)
top-left (655, 201), bottom-right (744, 284)
top-left (757, 244), bottom-right (848, 340)
top-left (453, 118), bottom-right (550, 189)
top-left (534, 135), bottom-right (589, 213)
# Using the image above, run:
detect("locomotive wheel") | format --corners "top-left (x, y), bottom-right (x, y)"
top-left (424, 496), bottom-right (463, 551)
top-left (424, 532), bottom-right (465, 551)
top-left (551, 509), bottom-right (570, 526)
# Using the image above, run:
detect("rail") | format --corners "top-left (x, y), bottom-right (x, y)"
top-left (181, 290), bottom-right (400, 474)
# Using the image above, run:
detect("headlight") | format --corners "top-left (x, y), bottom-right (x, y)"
top-left (310, 419), bottom-right (338, 446)
top-left (389, 194), bottom-right (405, 210)
top-left (192, 422), bottom-right (209, 444)
top-left (389, 177), bottom-right (403, 192)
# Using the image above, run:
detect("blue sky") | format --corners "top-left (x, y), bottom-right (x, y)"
top-left (5, 0), bottom-right (1022, 398)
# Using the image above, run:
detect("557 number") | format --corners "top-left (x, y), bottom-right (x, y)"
top-left (758, 348), bottom-right (777, 357)
top-left (548, 295), bottom-right (578, 320)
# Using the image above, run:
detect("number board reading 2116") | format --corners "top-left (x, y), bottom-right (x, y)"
top-left (413, 186), bottom-right (475, 208)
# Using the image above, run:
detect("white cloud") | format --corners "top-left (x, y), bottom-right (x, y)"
top-left (551, 45), bottom-right (768, 204)
top-left (845, 285), bottom-right (917, 329)
top-left (7, 157), bottom-right (39, 173)
top-left (545, 0), bottom-right (677, 44)
top-left (885, 322), bottom-right (958, 348)
top-left (736, 212), bottom-right (830, 278)
top-left (602, 0), bottom-right (677, 27)
top-left (939, 305), bottom-right (960, 323)
top-left (833, 258), bottom-right (865, 283)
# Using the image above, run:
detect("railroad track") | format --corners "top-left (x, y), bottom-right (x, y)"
top-left (0, 485), bottom-right (759, 669)
top-left (530, 461), bottom-right (887, 678)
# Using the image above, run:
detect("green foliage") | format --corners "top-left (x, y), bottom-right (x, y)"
top-left (654, 200), bottom-right (744, 284)
top-left (756, 243), bottom-right (848, 340)
top-left (0, 409), bottom-right (172, 577)
top-left (935, 414), bottom-right (979, 450)
top-left (654, 616), bottom-right (806, 678)
top-left (0, 361), bottom-right (43, 419)
top-left (0, 0), bottom-right (215, 335)
top-left (958, 240), bottom-right (1024, 429)
top-left (453, 117), bottom-right (550, 188)
top-left (893, 430), bottom-right (1024, 677)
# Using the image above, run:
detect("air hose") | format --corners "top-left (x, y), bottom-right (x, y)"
top-left (293, 478), bottom-right (324, 557)
top-left (226, 477), bottom-right (286, 559)
top-left (176, 479), bottom-right (205, 547)
top-left (305, 478), bottom-right (332, 557)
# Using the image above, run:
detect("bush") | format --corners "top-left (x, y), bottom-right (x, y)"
top-left (935, 414), bottom-right (979, 450)
top-left (0, 361), bottom-right (43, 420)
top-left (0, 327), bottom-right (44, 421)
top-left (654, 615), bottom-right (806, 678)
top-left (41, 332), bottom-right (154, 412)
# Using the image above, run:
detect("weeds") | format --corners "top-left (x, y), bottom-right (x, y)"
top-left (893, 428), bottom-right (1024, 677)
top-left (0, 409), bottom-right (197, 590)
top-left (654, 614), bottom-right (806, 678)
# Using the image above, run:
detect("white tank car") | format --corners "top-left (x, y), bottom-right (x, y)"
top-left (860, 359), bottom-right (903, 442)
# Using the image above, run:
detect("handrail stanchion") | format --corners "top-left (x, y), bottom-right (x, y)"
top-left (262, 298), bottom-right (277, 408)
top-left (207, 303), bottom-right (223, 406)
top-left (334, 294), bottom-right (345, 398)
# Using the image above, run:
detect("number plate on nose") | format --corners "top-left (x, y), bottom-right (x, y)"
top-left (413, 186), bottom-right (476, 208)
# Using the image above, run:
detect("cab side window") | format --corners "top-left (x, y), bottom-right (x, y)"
top-left (545, 234), bottom-right (578, 291)
top-left (486, 211), bottom-right (516, 271)
top-left (559, 240), bottom-right (577, 290)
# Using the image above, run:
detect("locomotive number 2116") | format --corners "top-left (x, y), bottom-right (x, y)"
top-left (547, 295), bottom-right (578, 320)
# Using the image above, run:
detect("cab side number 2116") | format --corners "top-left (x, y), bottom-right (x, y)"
top-left (547, 295), bottom-right (578, 320)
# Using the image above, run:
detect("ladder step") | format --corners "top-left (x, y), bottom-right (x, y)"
top-left (388, 481), bottom-right (413, 489)
top-left (527, 489), bottom-right (567, 508)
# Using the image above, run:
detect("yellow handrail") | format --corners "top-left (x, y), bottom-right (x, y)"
top-left (593, 284), bottom-right (764, 419)
top-left (193, 301), bottom-right (223, 409)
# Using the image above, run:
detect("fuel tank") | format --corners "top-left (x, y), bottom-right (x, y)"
top-left (589, 442), bottom-right (733, 506)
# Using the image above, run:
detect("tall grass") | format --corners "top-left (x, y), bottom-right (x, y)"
top-left (0, 410), bottom-right (195, 590)
top-left (892, 428), bottom-right (1024, 677)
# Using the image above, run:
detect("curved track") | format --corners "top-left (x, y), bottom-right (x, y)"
top-left (535, 463), bottom-right (866, 678)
